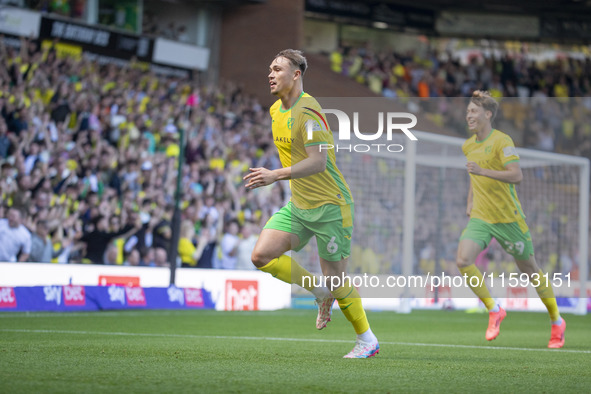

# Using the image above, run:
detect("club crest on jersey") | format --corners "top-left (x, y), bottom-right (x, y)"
top-left (485, 145), bottom-right (492, 154)
top-left (287, 117), bottom-right (295, 130)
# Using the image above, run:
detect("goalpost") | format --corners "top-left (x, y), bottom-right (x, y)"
top-left (331, 129), bottom-right (589, 315)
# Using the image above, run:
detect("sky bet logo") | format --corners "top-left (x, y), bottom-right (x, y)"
top-left (0, 287), bottom-right (17, 308)
top-left (63, 285), bottom-right (86, 306)
top-left (305, 107), bottom-right (418, 153)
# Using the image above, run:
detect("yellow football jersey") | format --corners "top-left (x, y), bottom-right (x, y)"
top-left (270, 92), bottom-right (353, 209)
top-left (462, 129), bottom-right (528, 231)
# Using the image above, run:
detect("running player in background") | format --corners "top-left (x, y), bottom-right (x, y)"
top-left (457, 90), bottom-right (566, 348)
top-left (244, 49), bottom-right (379, 358)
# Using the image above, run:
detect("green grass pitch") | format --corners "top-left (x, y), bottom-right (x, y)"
top-left (1, 308), bottom-right (590, 393)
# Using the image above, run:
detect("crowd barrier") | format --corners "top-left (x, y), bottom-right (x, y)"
top-left (0, 263), bottom-right (291, 312)
top-left (0, 263), bottom-right (588, 313)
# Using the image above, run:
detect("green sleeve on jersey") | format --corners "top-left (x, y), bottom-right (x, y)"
top-left (503, 159), bottom-right (519, 167)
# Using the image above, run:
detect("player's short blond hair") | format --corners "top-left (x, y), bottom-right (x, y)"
top-left (470, 90), bottom-right (498, 122)
top-left (274, 49), bottom-right (307, 76)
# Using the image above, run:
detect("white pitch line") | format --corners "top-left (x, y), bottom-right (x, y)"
top-left (1, 329), bottom-right (590, 354)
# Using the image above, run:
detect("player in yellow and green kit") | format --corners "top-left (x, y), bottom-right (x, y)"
top-left (243, 49), bottom-right (379, 358)
top-left (457, 90), bottom-right (565, 348)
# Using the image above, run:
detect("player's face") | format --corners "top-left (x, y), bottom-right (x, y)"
top-left (268, 57), bottom-right (297, 97)
top-left (7, 209), bottom-right (20, 228)
top-left (466, 102), bottom-right (490, 132)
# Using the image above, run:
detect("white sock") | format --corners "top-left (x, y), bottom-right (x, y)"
top-left (357, 328), bottom-right (378, 344)
top-left (489, 304), bottom-right (500, 313)
top-left (552, 317), bottom-right (563, 326)
top-left (311, 285), bottom-right (330, 299)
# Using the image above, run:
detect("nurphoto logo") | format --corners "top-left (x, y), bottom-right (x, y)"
top-left (306, 109), bottom-right (418, 153)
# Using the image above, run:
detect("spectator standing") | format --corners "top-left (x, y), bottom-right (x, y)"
top-left (29, 220), bottom-right (58, 263)
top-left (153, 247), bottom-right (168, 267)
top-left (235, 222), bottom-right (258, 270)
top-left (0, 119), bottom-right (10, 159)
top-left (218, 219), bottom-right (240, 269)
top-left (0, 207), bottom-right (31, 262)
top-left (178, 220), bottom-right (208, 267)
top-left (78, 214), bottom-right (139, 264)
top-left (123, 249), bottom-right (140, 266)
top-left (139, 247), bottom-right (156, 267)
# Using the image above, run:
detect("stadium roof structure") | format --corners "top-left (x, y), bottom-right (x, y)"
top-left (304, 0), bottom-right (591, 43)
top-left (382, 0), bottom-right (591, 17)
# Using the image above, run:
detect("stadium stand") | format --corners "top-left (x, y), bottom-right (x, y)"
top-left (0, 35), bottom-right (276, 267)
top-left (0, 33), bottom-right (589, 276)
top-left (326, 45), bottom-right (591, 157)
top-left (0, 2), bottom-right (588, 280)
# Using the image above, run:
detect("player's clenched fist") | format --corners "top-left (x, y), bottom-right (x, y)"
top-left (466, 161), bottom-right (484, 176)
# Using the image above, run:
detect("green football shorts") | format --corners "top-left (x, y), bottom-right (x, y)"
top-left (460, 218), bottom-right (534, 260)
top-left (264, 201), bottom-right (353, 262)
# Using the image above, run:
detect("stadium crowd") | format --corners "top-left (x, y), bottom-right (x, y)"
top-left (323, 44), bottom-right (588, 278)
top-left (0, 36), bottom-right (586, 278)
top-left (0, 36), bottom-right (277, 268)
top-left (329, 45), bottom-right (591, 159)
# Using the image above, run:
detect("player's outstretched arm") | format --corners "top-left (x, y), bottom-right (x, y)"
top-left (466, 161), bottom-right (522, 184)
top-left (244, 145), bottom-right (327, 189)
